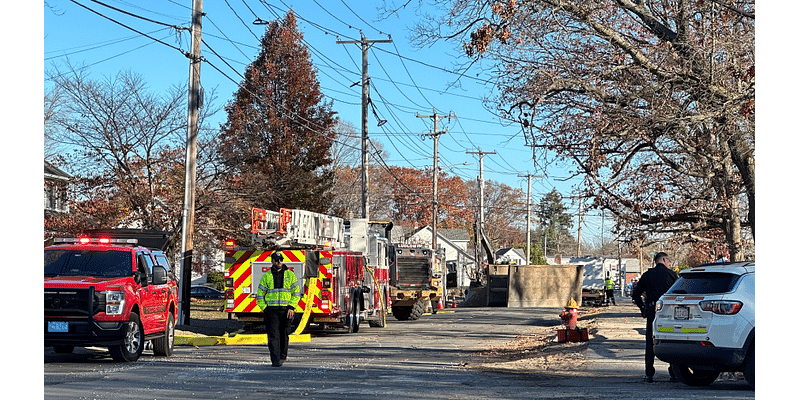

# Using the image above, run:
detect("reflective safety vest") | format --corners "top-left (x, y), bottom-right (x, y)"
top-left (605, 279), bottom-right (614, 290)
top-left (256, 268), bottom-right (301, 310)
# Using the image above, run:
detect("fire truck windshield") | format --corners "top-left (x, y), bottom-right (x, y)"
top-left (44, 249), bottom-right (133, 278)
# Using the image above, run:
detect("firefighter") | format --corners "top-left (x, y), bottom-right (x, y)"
top-left (256, 251), bottom-right (301, 367)
top-left (604, 273), bottom-right (616, 306)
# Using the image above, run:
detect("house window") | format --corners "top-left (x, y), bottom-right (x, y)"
top-left (44, 180), bottom-right (69, 213)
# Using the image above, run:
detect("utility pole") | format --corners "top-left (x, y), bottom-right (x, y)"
top-left (418, 110), bottom-right (454, 255)
top-left (337, 34), bottom-right (392, 220)
top-left (518, 173), bottom-right (542, 265)
top-left (178, 0), bottom-right (202, 326)
top-left (577, 197), bottom-right (584, 257)
top-left (467, 149), bottom-right (495, 265)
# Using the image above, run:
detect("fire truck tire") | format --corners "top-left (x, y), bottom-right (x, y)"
top-left (409, 300), bottom-right (425, 320)
top-left (392, 305), bottom-right (412, 320)
top-left (53, 345), bottom-right (74, 354)
top-left (152, 312), bottom-right (175, 356)
top-left (349, 296), bottom-right (361, 333)
top-left (109, 312), bottom-right (144, 362)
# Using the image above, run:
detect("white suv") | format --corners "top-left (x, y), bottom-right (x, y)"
top-left (653, 262), bottom-right (754, 389)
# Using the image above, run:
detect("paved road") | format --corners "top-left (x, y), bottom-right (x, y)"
top-left (44, 304), bottom-right (754, 399)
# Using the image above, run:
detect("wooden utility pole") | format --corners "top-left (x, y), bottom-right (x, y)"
top-left (337, 34), bottom-right (392, 220)
top-left (178, 0), bottom-right (202, 326)
top-left (518, 173), bottom-right (542, 264)
top-left (418, 110), bottom-right (454, 255)
top-left (467, 149), bottom-right (495, 264)
top-left (577, 197), bottom-right (584, 257)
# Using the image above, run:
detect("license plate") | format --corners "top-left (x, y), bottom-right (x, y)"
top-left (48, 321), bottom-right (69, 333)
top-left (674, 306), bottom-right (689, 320)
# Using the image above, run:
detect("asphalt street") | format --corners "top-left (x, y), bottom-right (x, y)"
top-left (44, 302), bottom-right (755, 399)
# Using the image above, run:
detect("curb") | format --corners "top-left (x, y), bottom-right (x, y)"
top-left (175, 333), bottom-right (311, 346)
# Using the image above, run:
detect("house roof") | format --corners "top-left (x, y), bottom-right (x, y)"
top-left (438, 228), bottom-right (470, 241)
top-left (497, 248), bottom-right (526, 259)
top-left (44, 160), bottom-right (71, 180)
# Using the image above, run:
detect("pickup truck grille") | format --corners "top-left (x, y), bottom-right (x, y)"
top-left (44, 287), bottom-right (105, 317)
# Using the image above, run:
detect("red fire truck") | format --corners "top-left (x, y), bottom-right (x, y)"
top-left (223, 208), bottom-right (389, 333)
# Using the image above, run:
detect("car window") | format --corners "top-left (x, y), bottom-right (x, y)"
top-left (154, 254), bottom-right (171, 272)
top-left (667, 272), bottom-right (741, 294)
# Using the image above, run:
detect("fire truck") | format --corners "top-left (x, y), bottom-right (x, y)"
top-left (369, 222), bottom-right (443, 321)
top-left (223, 208), bottom-right (389, 333)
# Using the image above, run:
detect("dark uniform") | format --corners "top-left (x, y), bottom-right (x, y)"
top-left (256, 252), bottom-right (301, 367)
top-left (631, 255), bottom-right (678, 382)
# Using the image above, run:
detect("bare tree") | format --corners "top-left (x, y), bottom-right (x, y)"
top-left (44, 62), bottom-right (219, 252)
top-left (404, 0), bottom-right (755, 260)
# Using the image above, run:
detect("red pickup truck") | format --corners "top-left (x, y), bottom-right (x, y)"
top-left (44, 237), bottom-right (179, 362)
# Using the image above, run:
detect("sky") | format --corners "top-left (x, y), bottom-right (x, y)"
top-left (42, 0), bottom-right (623, 248)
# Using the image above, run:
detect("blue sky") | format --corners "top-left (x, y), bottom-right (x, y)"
top-left (42, 0), bottom-right (612, 247)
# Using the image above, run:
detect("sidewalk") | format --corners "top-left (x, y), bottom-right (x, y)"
top-left (581, 302), bottom-right (669, 380)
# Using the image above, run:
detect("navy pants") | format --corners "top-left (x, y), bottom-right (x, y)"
top-left (264, 307), bottom-right (291, 366)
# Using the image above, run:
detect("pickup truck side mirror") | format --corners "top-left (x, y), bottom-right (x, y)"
top-left (151, 266), bottom-right (168, 286)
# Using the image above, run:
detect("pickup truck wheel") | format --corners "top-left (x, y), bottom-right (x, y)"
top-left (153, 312), bottom-right (175, 356)
top-left (53, 345), bottom-right (74, 354)
top-left (672, 364), bottom-right (720, 386)
top-left (109, 313), bottom-right (144, 362)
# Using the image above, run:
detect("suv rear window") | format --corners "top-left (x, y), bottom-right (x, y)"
top-left (45, 249), bottom-right (133, 278)
top-left (667, 272), bottom-right (741, 295)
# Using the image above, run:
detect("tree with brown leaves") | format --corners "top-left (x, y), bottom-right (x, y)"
top-left (216, 11), bottom-right (337, 244)
top-left (406, 0), bottom-right (755, 260)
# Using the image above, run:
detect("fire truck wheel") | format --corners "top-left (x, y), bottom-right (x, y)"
top-left (409, 300), bottom-right (425, 321)
top-left (152, 312), bottom-right (175, 357)
top-left (53, 345), bottom-right (74, 354)
top-left (109, 312), bottom-right (144, 362)
top-left (392, 305), bottom-right (412, 321)
top-left (348, 296), bottom-right (361, 333)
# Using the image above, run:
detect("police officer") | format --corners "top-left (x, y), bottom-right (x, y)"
top-left (632, 252), bottom-right (678, 382)
top-left (256, 251), bottom-right (301, 367)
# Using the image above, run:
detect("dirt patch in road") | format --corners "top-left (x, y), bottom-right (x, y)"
top-left (468, 307), bottom-right (602, 375)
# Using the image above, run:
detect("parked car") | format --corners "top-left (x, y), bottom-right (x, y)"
top-left (190, 285), bottom-right (225, 299)
top-left (653, 262), bottom-right (754, 389)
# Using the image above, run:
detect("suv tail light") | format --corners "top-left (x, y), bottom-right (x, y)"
top-left (699, 300), bottom-right (743, 315)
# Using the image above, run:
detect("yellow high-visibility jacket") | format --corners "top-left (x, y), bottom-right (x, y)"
top-left (605, 279), bottom-right (615, 291)
top-left (256, 267), bottom-right (301, 310)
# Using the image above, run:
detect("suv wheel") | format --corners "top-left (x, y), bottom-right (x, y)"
top-left (109, 312), bottom-right (144, 362)
top-left (743, 340), bottom-right (755, 389)
top-left (672, 364), bottom-right (720, 386)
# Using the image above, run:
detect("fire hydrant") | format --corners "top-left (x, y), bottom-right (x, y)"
top-left (559, 298), bottom-right (579, 330)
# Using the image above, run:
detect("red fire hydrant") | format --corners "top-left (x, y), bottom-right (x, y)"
top-left (559, 298), bottom-right (579, 330)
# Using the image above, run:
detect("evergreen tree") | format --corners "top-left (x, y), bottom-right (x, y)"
top-left (217, 11), bottom-right (336, 219)
top-left (538, 189), bottom-right (574, 256)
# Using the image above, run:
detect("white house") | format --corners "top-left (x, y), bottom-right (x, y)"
top-left (495, 248), bottom-right (527, 265)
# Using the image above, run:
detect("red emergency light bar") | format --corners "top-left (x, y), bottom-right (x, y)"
top-left (54, 237), bottom-right (138, 245)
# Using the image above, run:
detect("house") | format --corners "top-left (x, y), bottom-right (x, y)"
top-left (407, 226), bottom-right (477, 288)
top-left (44, 160), bottom-right (71, 214)
top-left (495, 248), bottom-right (527, 265)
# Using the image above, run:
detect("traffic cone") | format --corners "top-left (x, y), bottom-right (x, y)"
top-left (438, 299), bottom-right (444, 309)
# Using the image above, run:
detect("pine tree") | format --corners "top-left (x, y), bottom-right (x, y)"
top-left (218, 10), bottom-right (336, 216)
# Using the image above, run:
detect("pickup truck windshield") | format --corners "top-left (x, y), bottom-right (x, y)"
top-left (44, 249), bottom-right (133, 278)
